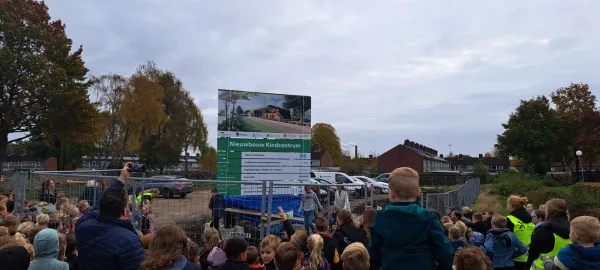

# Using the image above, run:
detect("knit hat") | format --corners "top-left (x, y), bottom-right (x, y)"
top-left (0, 246), bottom-right (30, 270)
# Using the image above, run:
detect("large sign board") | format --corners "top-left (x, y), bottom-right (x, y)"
top-left (217, 89), bottom-right (311, 195)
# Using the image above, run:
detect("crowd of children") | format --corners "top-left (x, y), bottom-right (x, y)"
top-left (1, 165), bottom-right (600, 270)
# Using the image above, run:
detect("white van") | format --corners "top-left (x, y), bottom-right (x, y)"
top-left (311, 172), bottom-right (368, 198)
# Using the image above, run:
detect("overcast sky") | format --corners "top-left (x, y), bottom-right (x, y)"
top-left (39, 0), bottom-right (600, 156)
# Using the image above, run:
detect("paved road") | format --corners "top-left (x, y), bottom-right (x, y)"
top-left (244, 117), bottom-right (310, 133)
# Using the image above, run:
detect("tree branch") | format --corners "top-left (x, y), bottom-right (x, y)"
top-left (7, 133), bottom-right (35, 144)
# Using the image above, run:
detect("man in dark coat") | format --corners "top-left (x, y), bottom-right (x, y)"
top-left (209, 188), bottom-right (226, 230)
top-left (76, 163), bottom-right (145, 270)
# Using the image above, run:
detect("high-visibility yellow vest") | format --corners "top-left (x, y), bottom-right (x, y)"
top-left (507, 215), bottom-right (535, 262)
top-left (136, 192), bottom-right (152, 204)
top-left (530, 233), bottom-right (571, 270)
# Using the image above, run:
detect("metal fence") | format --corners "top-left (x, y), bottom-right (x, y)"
top-left (425, 178), bottom-right (480, 212)
top-left (0, 170), bottom-right (376, 246)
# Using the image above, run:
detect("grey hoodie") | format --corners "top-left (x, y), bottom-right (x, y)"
top-left (28, 228), bottom-right (69, 270)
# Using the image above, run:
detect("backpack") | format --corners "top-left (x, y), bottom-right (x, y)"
top-left (301, 256), bottom-right (330, 270)
top-left (207, 247), bottom-right (227, 270)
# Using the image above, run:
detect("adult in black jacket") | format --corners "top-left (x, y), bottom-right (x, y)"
top-left (469, 213), bottom-right (491, 236)
top-left (332, 209), bottom-right (367, 254)
top-left (524, 199), bottom-right (571, 270)
top-left (506, 204), bottom-right (533, 232)
top-left (209, 189), bottom-right (226, 230)
top-left (39, 179), bottom-right (60, 204)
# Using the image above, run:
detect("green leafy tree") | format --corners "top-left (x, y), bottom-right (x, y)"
top-left (311, 123), bottom-right (342, 163)
top-left (137, 63), bottom-right (208, 172)
top-left (235, 105), bottom-right (244, 115)
top-left (472, 160), bottom-right (489, 181)
top-left (495, 96), bottom-right (567, 175)
top-left (200, 146), bottom-right (217, 172)
top-left (0, 0), bottom-right (101, 169)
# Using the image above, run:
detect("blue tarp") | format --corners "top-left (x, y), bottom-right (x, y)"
top-left (225, 195), bottom-right (302, 218)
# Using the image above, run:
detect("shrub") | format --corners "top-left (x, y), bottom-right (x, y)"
top-left (472, 161), bottom-right (489, 181)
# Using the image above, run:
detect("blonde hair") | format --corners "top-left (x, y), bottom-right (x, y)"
top-left (388, 167), bottom-right (420, 200)
top-left (68, 206), bottom-right (80, 217)
top-left (341, 242), bottom-right (370, 270)
top-left (571, 216), bottom-right (600, 244)
top-left (492, 215), bottom-right (507, 229)
top-left (18, 221), bottom-right (35, 236)
top-left (204, 227), bottom-right (221, 252)
top-left (507, 195), bottom-right (528, 211)
top-left (307, 234), bottom-right (325, 270)
top-left (0, 227), bottom-right (8, 237)
top-left (36, 213), bottom-right (50, 226)
top-left (455, 221), bottom-right (468, 238)
top-left (141, 224), bottom-right (188, 270)
top-left (24, 243), bottom-right (35, 260)
top-left (443, 223), bottom-right (454, 231)
top-left (449, 226), bottom-right (461, 240)
top-left (261, 234), bottom-right (282, 251)
top-left (441, 216), bottom-right (452, 224)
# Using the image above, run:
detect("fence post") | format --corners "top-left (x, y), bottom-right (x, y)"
top-left (370, 186), bottom-right (374, 208)
top-left (17, 171), bottom-right (27, 218)
top-left (266, 181), bottom-right (274, 236)
top-left (363, 183), bottom-right (368, 210)
top-left (260, 181), bottom-right (267, 240)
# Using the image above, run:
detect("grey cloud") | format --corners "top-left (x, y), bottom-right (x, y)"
top-left (39, 0), bottom-right (600, 156)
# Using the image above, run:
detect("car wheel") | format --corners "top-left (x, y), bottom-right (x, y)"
top-left (163, 188), bottom-right (173, 199)
top-left (180, 193), bottom-right (187, 199)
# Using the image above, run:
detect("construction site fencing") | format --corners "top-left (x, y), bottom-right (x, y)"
top-left (424, 178), bottom-right (480, 212)
top-left (0, 170), bottom-right (374, 246)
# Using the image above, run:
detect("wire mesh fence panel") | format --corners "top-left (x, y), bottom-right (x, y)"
top-left (424, 178), bottom-right (480, 213)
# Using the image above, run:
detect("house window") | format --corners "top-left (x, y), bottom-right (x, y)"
top-left (92, 161), bottom-right (96, 166)
top-left (467, 165), bottom-right (472, 170)
top-left (498, 166), bottom-right (503, 170)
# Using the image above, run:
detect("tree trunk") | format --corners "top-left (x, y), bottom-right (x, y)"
top-left (0, 132), bottom-right (8, 171)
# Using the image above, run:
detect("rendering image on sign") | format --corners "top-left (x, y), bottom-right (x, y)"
top-left (218, 89), bottom-right (311, 139)
top-left (217, 89), bottom-right (312, 195)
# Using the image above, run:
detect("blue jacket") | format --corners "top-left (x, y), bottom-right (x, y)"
top-left (209, 193), bottom-right (226, 218)
top-left (451, 239), bottom-right (468, 253)
top-left (554, 242), bottom-right (600, 270)
top-left (369, 202), bottom-right (454, 270)
top-left (165, 256), bottom-right (202, 270)
top-left (76, 180), bottom-right (145, 270)
top-left (484, 228), bottom-right (527, 268)
top-left (28, 229), bottom-right (69, 270)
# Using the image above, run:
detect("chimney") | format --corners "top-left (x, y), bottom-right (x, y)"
top-left (355, 145), bottom-right (358, 160)
top-left (458, 154), bottom-right (463, 159)
top-left (404, 139), bottom-right (410, 146)
top-left (440, 154), bottom-right (444, 158)
top-left (479, 154), bottom-right (483, 159)
top-left (368, 154), bottom-right (373, 159)
top-left (434, 150), bottom-right (438, 156)
top-left (410, 141), bottom-right (415, 148)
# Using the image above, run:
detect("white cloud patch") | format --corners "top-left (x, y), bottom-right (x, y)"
top-left (35, 0), bottom-right (600, 155)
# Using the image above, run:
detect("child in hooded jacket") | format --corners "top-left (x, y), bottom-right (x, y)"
top-left (544, 216), bottom-right (600, 270)
top-left (484, 215), bottom-right (528, 270)
top-left (28, 228), bottom-right (69, 270)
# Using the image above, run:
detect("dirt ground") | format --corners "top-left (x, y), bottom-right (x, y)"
top-left (151, 191), bottom-right (388, 226)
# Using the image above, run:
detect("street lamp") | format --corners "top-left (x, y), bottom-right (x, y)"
top-left (576, 150), bottom-right (583, 182)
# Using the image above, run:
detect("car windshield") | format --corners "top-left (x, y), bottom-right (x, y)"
top-left (316, 178), bottom-right (332, 185)
top-left (358, 177), bottom-right (372, 183)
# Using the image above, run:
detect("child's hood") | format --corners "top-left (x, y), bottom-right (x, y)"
top-left (488, 228), bottom-right (513, 247)
top-left (33, 228), bottom-right (60, 259)
top-left (565, 242), bottom-right (600, 264)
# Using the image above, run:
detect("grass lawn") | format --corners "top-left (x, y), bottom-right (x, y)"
top-left (242, 117), bottom-right (280, 133)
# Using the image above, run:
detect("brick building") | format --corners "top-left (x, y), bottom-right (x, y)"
top-left (378, 139), bottom-right (449, 173)
top-left (446, 154), bottom-right (510, 173)
top-left (311, 149), bottom-right (334, 168)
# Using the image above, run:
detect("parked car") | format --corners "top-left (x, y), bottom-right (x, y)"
top-left (312, 172), bottom-right (369, 199)
top-left (373, 173), bottom-right (390, 183)
top-left (353, 176), bottom-right (389, 194)
top-left (309, 178), bottom-right (337, 205)
top-left (143, 175), bottom-right (194, 198)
